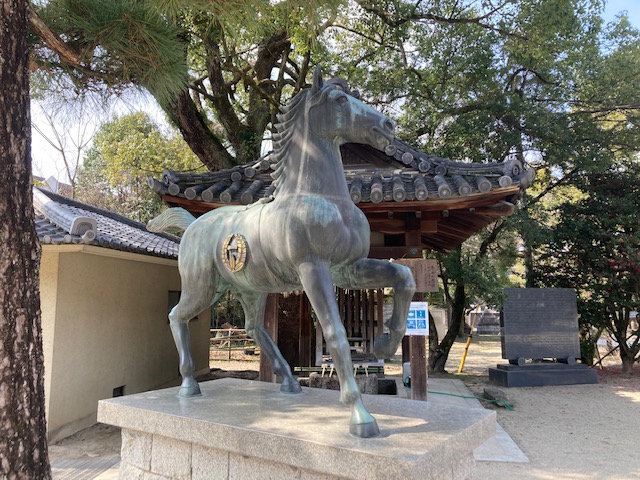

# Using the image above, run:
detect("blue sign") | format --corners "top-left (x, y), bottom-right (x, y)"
top-left (406, 302), bottom-right (429, 336)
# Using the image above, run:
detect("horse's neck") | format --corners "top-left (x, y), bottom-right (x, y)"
top-left (274, 132), bottom-right (350, 200)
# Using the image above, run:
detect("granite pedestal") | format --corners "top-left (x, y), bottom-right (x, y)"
top-left (98, 378), bottom-right (495, 480)
top-left (489, 362), bottom-right (598, 387)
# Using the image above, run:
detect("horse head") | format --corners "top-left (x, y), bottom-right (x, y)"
top-left (307, 66), bottom-right (395, 152)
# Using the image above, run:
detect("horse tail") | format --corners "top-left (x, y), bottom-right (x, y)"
top-left (147, 207), bottom-right (196, 233)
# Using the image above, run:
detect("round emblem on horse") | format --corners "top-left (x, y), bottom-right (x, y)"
top-left (221, 233), bottom-right (248, 272)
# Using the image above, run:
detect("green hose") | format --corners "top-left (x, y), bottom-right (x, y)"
top-left (403, 378), bottom-right (514, 410)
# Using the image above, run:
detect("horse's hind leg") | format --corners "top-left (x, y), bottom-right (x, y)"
top-left (238, 291), bottom-right (301, 393)
top-left (298, 261), bottom-right (379, 438)
top-left (336, 258), bottom-right (415, 359)
top-left (169, 283), bottom-right (216, 397)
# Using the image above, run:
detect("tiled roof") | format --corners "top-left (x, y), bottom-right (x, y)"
top-left (33, 187), bottom-right (180, 260)
top-left (148, 139), bottom-right (534, 252)
top-left (149, 138), bottom-right (534, 207)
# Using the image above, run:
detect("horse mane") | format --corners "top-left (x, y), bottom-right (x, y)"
top-left (270, 85), bottom-right (332, 197)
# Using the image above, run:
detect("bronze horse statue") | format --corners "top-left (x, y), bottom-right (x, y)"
top-left (148, 66), bottom-right (415, 438)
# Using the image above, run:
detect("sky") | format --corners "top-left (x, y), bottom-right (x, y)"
top-left (30, 1), bottom-right (640, 183)
top-left (604, 0), bottom-right (640, 26)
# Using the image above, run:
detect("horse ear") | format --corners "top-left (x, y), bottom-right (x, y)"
top-left (311, 65), bottom-right (323, 94)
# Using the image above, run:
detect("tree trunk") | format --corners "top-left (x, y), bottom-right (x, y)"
top-left (612, 310), bottom-right (639, 375)
top-left (0, 0), bottom-right (52, 477)
top-left (516, 202), bottom-right (537, 288)
top-left (428, 311), bottom-right (438, 363)
top-left (620, 355), bottom-right (635, 375)
top-left (429, 283), bottom-right (466, 373)
top-left (164, 89), bottom-right (234, 171)
top-left (617, 337), bottom-right (638, 375)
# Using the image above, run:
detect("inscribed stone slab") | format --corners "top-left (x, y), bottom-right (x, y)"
top-left (501, 288), bottom-right (580, 360)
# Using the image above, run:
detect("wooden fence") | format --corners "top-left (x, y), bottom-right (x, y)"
top-left (210, 328), bottom-right (258, 359)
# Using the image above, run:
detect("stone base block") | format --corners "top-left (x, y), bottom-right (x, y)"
top-left (98, 378), bottom-right (495, 480)
top-left (489, 363), bottom-right (598, 387)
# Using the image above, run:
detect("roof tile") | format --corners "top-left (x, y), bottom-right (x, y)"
top-left (33, 187), bottom-right (179, 259)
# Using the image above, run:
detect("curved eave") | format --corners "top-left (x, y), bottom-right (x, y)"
top-left (150, 141), bottom-right (533, 252)
top-left (160, 186), bottom-right (520, 253)
top-left (356, 186), bottom-right (521, 213)
top-left (160, 185), bottom-right (519, 214)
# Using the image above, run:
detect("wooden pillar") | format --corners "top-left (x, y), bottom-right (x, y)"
top-left (410, 335), bottom-right (428, 401)
top-left (408, 289), bottom-right (428, 400)
top-left (259, 293), bottom-right (279, 383)
top-left (298, 293), bottom-right (313, 366)
top-left (376, 289), bottom-right (384, 337)
top-left (315, 321), bottom-right (324, 366)
top-left (405, 217), bottom-right (427, 400)
top-left (401, 336), bottom-right (411, 363)
top-left (367, 290), bottom-right (375, 353)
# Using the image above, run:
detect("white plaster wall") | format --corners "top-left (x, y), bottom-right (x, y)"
top-left (40, 251), bottom-right (59, 412)
top-left (41, 246), bottom-right (210, 442)
top-left (430, 307), bottom-right (448, 341)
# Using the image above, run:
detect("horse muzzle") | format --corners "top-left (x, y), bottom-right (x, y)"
top-left (372, 118), bottom-right (396, 149)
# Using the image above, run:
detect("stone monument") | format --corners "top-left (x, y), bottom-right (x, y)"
top-left (489, 288), bottom-right (598, 387)
top-left (98, 68), bottom-right (499, 480)
top-left (147, 66), bottom-right (415, 438)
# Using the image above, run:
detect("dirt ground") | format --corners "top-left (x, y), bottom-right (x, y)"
top-left (50, 337), bottom-right (640, 479)
top-left (447, 337), bottom-right (640, 479)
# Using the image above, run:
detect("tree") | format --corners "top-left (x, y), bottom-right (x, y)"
top-left (0, 0), bottom-right (52, 477)
top-left (322, 1), bottom-right (620, 371)
top-left (428, 222), bottom-right (519, 372)
top-left (29, 0), bottom-right (341, 169)
top-left (75, 112), bottom-right (205, 222)
top-left (27, 1), bottom-right (640, 374)
top-left (537, 163), bottom-right (640, 373)
top-left (28, 0), bottom-right (546, 171)
top-left (31, 98), bottom-right (97, 196)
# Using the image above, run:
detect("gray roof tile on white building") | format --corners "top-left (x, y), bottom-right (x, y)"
top-left (33, 187), bottom-right (180, 259)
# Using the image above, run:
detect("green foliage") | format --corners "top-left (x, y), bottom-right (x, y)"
top-left (32, 0), bottom-right (344, 167)
top-left (536, 162), bottom-right (640, 370)
top-left (75, 112), bottom-right (204, 222)
top-left (318, 1), bottom-right (640, 371)
top-left (32, 0), bottom-right (640, 172)
top-left (30, 0), bottom-right (640, 372)
top-left (36, 0), bottom-right (188, 104)
top-left (435, 222), bottom-right (519, 310)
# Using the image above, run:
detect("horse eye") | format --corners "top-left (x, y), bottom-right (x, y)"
top-left (336, 95), bottom-right (349, 105)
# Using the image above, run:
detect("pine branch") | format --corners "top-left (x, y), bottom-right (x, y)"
top-left (28, 5), bottom-right (82, 66)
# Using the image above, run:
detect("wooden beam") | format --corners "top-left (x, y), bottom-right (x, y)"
top-left (163, 194), bottom-right (225, 213)
top-left (460, 201), bottom-right (516, 217)
top-left (368, 217), bottom-right (439, 235)
top-left (369, 246), bottom-right (422, 259)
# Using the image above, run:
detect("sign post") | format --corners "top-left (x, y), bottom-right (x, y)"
top-left (406, 301), bottom-right (429, 400)
top-left (395, 259), bottom-right (439, 401)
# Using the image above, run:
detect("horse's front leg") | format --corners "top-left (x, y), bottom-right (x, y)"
top-left (239, 291), bottom-right (301, 393)
top-left (336, 258), bottom-right (415, 359)
top-left (298, 261), bottom-right (379, 438)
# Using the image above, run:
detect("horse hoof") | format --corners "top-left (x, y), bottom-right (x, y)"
top-left (350, 420), bottom-right (380, 438)
top-left (373, 334), bottom-right (394, 359)
top-left (177, 383), bottom-right (202, 398)
top-left (280, 379), bottom-right (303, 394)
